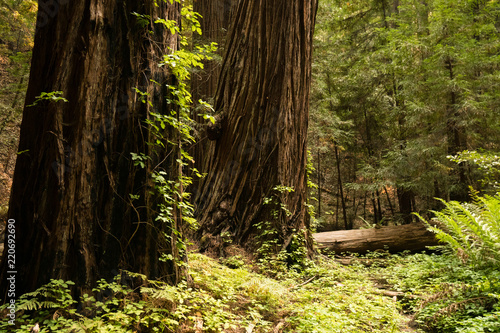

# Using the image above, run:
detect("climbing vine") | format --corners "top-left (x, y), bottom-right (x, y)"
top-left (131, 1), bottom-right (217, 268)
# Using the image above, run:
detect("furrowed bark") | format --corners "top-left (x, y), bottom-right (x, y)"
top-left (0, 0), bottom-right (182, 299)
top-left (195, 0), bottom-right (318, 254)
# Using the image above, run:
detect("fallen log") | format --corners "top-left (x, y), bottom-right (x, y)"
top-left (313, 223), bottom-right (440, 254)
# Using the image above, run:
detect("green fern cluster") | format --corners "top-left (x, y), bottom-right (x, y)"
top-left (16, 279), bottom-right (76, 312)
top-left (0, 279), bottom-right (81, 332)
top-left (410, 192), bottom-right (500, 332)
top-left (420, 192), bottom-right (500, 269)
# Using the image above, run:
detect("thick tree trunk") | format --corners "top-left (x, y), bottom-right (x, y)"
top-left (195, 0), bottom-right (318, 254)
top-left (192, 0), bottom-right (236, 102)
top-left (190, 0), bottom-right (236, 193)
top-left (314, 223), bottom-right (439, 254)
top-left (0, 0), bottom-right (182, 300)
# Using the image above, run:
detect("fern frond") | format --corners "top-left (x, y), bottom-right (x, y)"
top-left (141, 285), bottom-right (177, 302)
top-left (17, 298), bottom-right (41, 311)
top-left (424, 193), bottom-right (500, 268)
top-left (39, 301), bottom-right (60, 309)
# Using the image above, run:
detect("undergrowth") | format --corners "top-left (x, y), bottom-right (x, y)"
top-left (4, 249), bottom-right (499, 332)
top-left (5, 186), bottom-right (500, 332)
top-left (1, 252), bottom-right (408, 332)
top-left (374, 252), bottom-right (500, 333)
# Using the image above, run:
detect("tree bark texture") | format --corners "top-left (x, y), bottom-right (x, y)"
top-left (314, 223), bottom-right (439, 254)
top-left (0, 0), bottom-right (182, 299)
top-left (195, 0), bottom-right (318, 253)
top-left (192, 0), bottom-right (236, 102)
top-left (191, 0), bottom-right (236, 183)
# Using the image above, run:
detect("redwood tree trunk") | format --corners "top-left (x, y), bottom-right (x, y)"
top-left (191, 0), bottom-right (236, 187)
top-left (195, 0), bottom-right (318, 254)
top-left (0, 0), bottom-right (182, 300)
top-left (192, 0), bottom-right (236, 102)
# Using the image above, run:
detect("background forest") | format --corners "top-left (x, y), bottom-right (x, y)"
top-left (0, 0), bottom-right (34, 216)
top-left (0, 0), bottom-right (500, 333)
top-left (310, 0), bottom-right (500, 230)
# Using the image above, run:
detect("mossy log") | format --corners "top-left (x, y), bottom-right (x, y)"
top-left (313, 223), bottom-right (439, 254)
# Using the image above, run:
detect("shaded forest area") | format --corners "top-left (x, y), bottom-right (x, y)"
top-left (310, 0), bottom-right (500, 230)
top-left (0, 0), bottom-right (33, 218)
top-left (0, 0), bottom-right (499, 332)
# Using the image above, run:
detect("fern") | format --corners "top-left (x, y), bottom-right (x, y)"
top-left (14, 279), bottom-right (76, 312)
top-left (419, 192), bottom-right (500, 268)
top-left (16, 298), bottom-right (41, 311)
top-left (141, 285), bottom-right (177, 302)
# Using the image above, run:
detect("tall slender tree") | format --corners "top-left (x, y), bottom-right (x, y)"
top-left (195, 0), bottom-right (318, 254)
top-left (0, 0), bottom-right (184, 299)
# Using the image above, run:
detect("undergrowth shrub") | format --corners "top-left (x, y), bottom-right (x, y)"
top-left (373, 252), bottom-right (500, 333)
top-left (1, 253), bottom-right (411, 332)
top-left (386, 191), bottom-right (500, 333)
top-left (418, 192), bottom-right (500, 269)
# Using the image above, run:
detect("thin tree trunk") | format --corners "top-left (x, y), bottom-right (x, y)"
top-left (334, 143), bottom-right (348, 230)
top-left (383, 186), bottom-right (395, 217)
top-left (352, 189), bottom-right (360, 229)
top-left (376, 189), bottom-right (383, 224)
top-left (445, 57), bottom-right (468, 202)
top-left (317, 149), bottom-right (321, 218)
top-left (371, 192), bottom-right (379, 225)
top-left (335, 187), bottom-right (340, 229)
top-left (363, 192), bottom-right (367, 222)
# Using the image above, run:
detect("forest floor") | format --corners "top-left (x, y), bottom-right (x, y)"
top-left (178, 250), bottom-right (424, 332)
top-left (3, 248), bottom-right (440, 332)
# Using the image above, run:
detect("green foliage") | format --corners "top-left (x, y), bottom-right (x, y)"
top-left (3, 253), bottom-right (450, 332)
top-left (418, 192), bottom-right (500, 268)
top-left (311, 0), bottom-right (500, 226)
top-left (27, 91), bottom-right (69, 107)
top-left (254, 220), bottom-right (289, 276)
top-left (146, 40), bottom-right (217, 262)
top-left (282, 255), bottom-right (406, 333)
top-left (0, 1), bottom-right (35, 202)
top-left (0, 0), bottom-right (36, 54)
top-left (376, 252), bottom-right (500, 333)
top-left (254, 186), bottom-right (312, 277)
top-left (449, 150), bottom-right (500, 190)
top-left (129, 2), bottom-right (217, 268)
top-left (0, 279), bottom-right (80, 332)
top-left (219, 255), bottom-right (246, 269)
